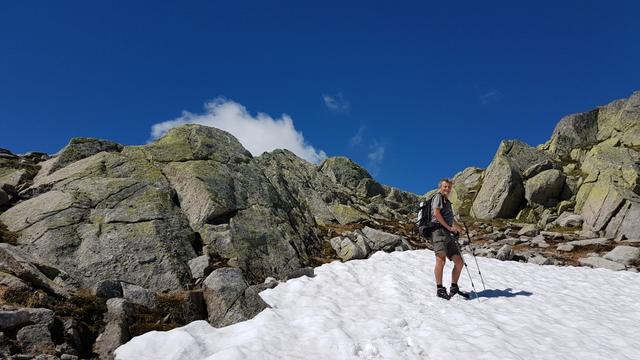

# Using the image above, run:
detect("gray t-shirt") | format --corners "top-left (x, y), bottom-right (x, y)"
top-left (431, 193), bottom-right (454, 226)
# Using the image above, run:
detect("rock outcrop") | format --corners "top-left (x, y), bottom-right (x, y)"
top-left (0, 123), bottom-right (419, 358)
top-left (470, 91), bottom-right (640, 241)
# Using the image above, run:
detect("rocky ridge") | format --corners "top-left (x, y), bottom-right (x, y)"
top-left (1, 91), bottom-right (639, 359)
top-left (0, 125), bottom-right (420, 359)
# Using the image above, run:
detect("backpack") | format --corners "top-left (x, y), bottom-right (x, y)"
top-left (416, 194), bottom-right (439, 239)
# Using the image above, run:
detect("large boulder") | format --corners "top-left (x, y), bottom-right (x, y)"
top-left (141, 124), bottom-right (252, 163)
top-left (547, 110), bottom-right (599, 160)
top-left (499, 140), bottom-right (559, 179)
top-left (472, 140), bottom-right (560, 220)
top-left (255, 149), bottom-right (346, 225)
top-left (49, 137), bottom-right (124, 174)
top-left (361, 227), bottom-right (404, 252)
top-left (1, 150), bottom-right (196, 292)
top-left (202, 268), bottom-right (268, 327)
top-left (147, 127), bottom-right (319, 283)
top-left (578, 178), bottom-right (640, 239)
top-left (320, 156), bottom-right (374, 190)
top-left (525, 169), bottom-right (566, 206)
top-left (450, 167), bottom-right (484, 216)
top-left (547, 91), bottom-right (640, 158)
top-left (471, 153), bottom-right (524, 219)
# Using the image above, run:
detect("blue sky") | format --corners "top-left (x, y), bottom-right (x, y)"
top-left (1, 1), bottom-right (639, 194)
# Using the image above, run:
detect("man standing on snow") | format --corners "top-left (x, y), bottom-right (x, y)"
top-left (431, 179), bottom-right (468, 300)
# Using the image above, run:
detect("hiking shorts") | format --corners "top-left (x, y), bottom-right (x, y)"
top-left (431, 228), bottom-right (461, 260)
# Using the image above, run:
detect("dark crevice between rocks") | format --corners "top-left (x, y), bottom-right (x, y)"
top-left (191, 232), bottom-right (204, 256)
top-left (170, 189), bottom-right (181, 208)
top-left (104, 217), bottom-right (164, 225)
top-left (205, 210), bottom-right (239, 225)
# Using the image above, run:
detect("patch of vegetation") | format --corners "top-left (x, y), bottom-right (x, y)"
top-left (129, 291), bottom-right (202, 337)
top-left (546, 225), bottom-right (580, 234)
top-left (128, 305), bottom-right (179, 337)
top-left (480, 218), bottom-right (510, 230)
top-left (310, 240), bottom-right (337, 266)
top-left (51, 289), bottom-right (108, 335)
top-left (317, 222), bottom-right (364, 238)
top-left (1, 287), bottom-right (50, 308)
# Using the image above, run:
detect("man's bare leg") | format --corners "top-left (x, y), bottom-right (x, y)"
top-left (434, 253), bottom-right (446, 285)
top-left (451, 254), bottom-right (463, 284)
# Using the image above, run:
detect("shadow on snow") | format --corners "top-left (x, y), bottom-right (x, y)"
top-left (474, 288), bottom-right (533, 299)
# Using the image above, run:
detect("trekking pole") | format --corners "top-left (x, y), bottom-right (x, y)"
top-left (451, 232), bottom-right (480, 302)
top-left (462, 221), bottom-right (486, 291)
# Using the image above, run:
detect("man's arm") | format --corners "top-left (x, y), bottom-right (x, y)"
top-left (452, 219), bottom-right (465, 233)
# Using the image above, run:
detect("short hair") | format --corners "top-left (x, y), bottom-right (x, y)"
top-left (438, 178), bottom-right (452, 187)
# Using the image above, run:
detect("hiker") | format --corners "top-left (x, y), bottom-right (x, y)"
top-left (431, 178), bottom-right (468, 300)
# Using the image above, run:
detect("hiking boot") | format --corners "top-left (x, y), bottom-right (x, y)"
top-left (449, 284), bottom-right (470, 299)
top-left (436, 287), bottom-right (450, 300)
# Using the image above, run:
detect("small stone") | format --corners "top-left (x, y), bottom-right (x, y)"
top-left (188, 255), bottom-right (213, 279)
top-left (121, 283), bottom-right (156, 309)
top-left (518, 224), bottom-right (538, 237)
top-left (604, 246), bottom-right (640, 266)
top-left (557, 244), bottom-right (575, 252)
top-left (17, 324), bottom-right (56, 355)
top-left (555, 212), bottom-right (584, 228)
top-left (530, 235), bottom-right (549, 248)
top-left (496, 245), bottom-right (513, 261)
top-left (484, 231), bottom-right (506, 241)
top-left (579, 257), bottom-right (626, 271)
top-left (528, 254), bottom-right (553, 265)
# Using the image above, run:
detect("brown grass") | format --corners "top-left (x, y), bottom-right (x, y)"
top-left (129, 291), bottom-right (204, 337)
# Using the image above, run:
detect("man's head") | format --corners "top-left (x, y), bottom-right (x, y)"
top-left (438, 178), bottom-right (453, 197)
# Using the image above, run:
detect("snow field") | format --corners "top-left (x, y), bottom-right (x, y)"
top-left (116, 249), bottom-right (640, 360)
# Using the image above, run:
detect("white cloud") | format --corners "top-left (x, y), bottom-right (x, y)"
top-left (479, 89), bottom-right (501, 105)
top-left (322, 92), bottom-right (350, 112)
top-left (367, 143), bottom-right (385, 176)
top-left (349, 126), bottom-right (365, 147)
top-left (150, 98), bottom-right (327, 164)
